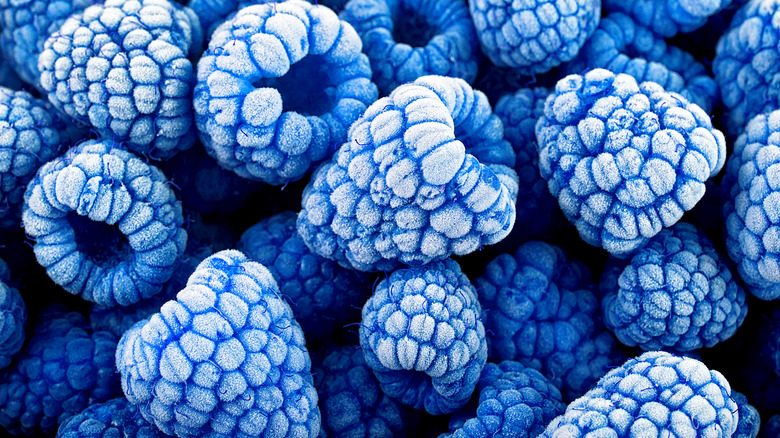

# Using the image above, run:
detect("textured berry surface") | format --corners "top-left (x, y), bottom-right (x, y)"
top-left (297, 75), bottom-right (518, 272)
top-left (475, 241), bottom-right (626, 402)
top-left (494, 86), bottom-right (565, 244)
top-left (22, 139), bottom-right (187, 306)
top-left (722, 110), bottom-right (780, 300)
top-left (0, 0), bottom-right (92, 87)
top-left (55, 396), bottom-right (167, 438)
top-left (603, 0), bottom-right (734, 38)
top-left (238, 211), bottom-right (370, 345)
top-left (469, 0), bottom-right (600, 75)
top-left (38, 0), bottom-right (202, 159)
top-left (536, 68), bottom-right (726, 257)
top-left (194, 0), bottom-right (378, 186)
top-left (340, 0), bottom-right (479, 94)
top-left (88, 240), bottom-right (213, 339)
top-left (569, 13), bottom-right (719, 113)
top-left (359, 258), bottom-right (487, 415)
top-left (731, 391), bottom-right (761, 438)
top-left (115, 249), bottom-right (320, 438)
top-left (541, 351), bottom-right (739, 438)
top-left (0, 0), bottom-right (772, 436)
top-left (314, 346), bottom-right (420, 437)
top-left (713, 0), bottom-right (780, 138)
top-left (0, 276), bottom-right (25, 371)
top-left (0, 305), bottom-right (120, 436)
top-left (0, 87), bottom-right (75, 229)
top-left (600, 222), bottom-right (748, 351)
top-left (441, 361), bottom-right (566, 438)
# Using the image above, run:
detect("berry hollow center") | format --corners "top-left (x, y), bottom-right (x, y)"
top-left (68, 212), bottom-right (131, 266)
top-left (252, 55), bottom-right (335, 117)
top-left (392, 3), bottom-right (438, 47)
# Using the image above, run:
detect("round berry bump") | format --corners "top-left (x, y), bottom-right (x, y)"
top-left (540, 351), bottom-right (739, 438)
top-left (0, 305), bottom-right (121, 436)
top-left (475, 240), bottom-right (626, 402)
top-left (0, 87), bottom-right (77, 229)
top-left (359, 258), bottom-right (487, 415)
top-left (603, 0), bottom-right (735, 38)
top-left (722, 109), bottom-right (780, 300)
top-left (0, 276), bottom-right (25, 371)
top-left (115, 249), bottom-right (321, 438)
top-left (340, 0), bottom-right (479, 95)
top-left (441, 361), bottom-right (566, 438)
top-left (38, 0), bottom-right (202, 159)
top-left (238, 211), bottom-right (371, 344)
top-left (536, 68), bottom-right (726, 257)
top-left (469, 0), bottom-right (600, 75)
top-left (600, 222), bottom-right (748, 351)
top-left (22, 139), bottom-right (187, 307)
top-left (194, 0), bottom-right (378, 186)
top-left (314, 346), bottom-right (421, 437)
top-left (297, 75), bottom-right (518, 272)
top-left (55, 396), bottom-right (167, 438)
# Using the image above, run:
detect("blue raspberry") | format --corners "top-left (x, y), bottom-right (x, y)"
top-left (0, 305), bottom-right (121, 436)
top-left (569, 13), bottom-right (719, 112)
top-left (441, 361), bottom-right (566, 438)
top-left (468, 0), bottom-right (600, 75)
top-left (0, 87), bottom-right (79, 229)
top-left (713, 0), bottom-right (780, 139)
top-left (600, 222), bottom-right (748, 351)
top-left (314, 346), bottom-right (421, 437)
top-left (731, 391), bottom-right (761, 438)
top-left (194, 0), bottom-right (378, 186)
top-left (115, 249), bottom-right (321, 438)
top-left (0, 0), bottom-right (92, 88)
top-left (540, 351), bottom-right (739, 438)
top-left (38, 0), bottom-right (203, 159)
top-left (722, 110), bottom-right (780, 300)
top-left (55, 397), bottom-right (166, 438)
top-left (238, 211), bottom-right (371, 345)
top-left (0, 275), bottom-right (25, 371)
top-left (359, 258), bottom-right (487, 415)
top-left (536, 68), bottom-right (726, 258)
top-left (340, 0), bottom-right (479, 95)
top-left (475, 241), bottom-right (626, 402)
top-left (297, 75), bottom-right (518, 272)
top-left (22, 139), bottom-right (187, 307)
top-left (603, 0), bottom-right (735, 38)
top-left (494, 86), bottom-right (566, 244)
